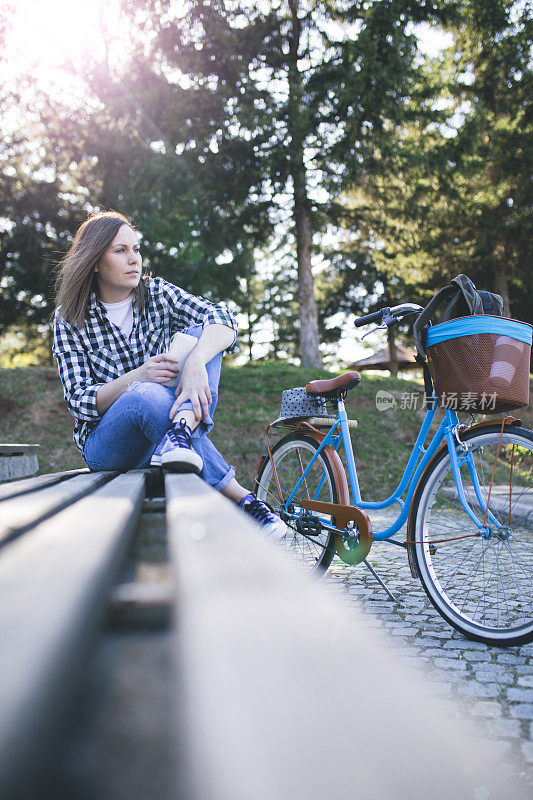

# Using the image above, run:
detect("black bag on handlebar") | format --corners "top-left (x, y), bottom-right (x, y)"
top-left (413, 274), bottom-right (503, 359)
top-left (412, 274), bottom-right (532, 414)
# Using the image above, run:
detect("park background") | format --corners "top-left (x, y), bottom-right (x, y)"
top-left (0, 0), bottom-right (531, 481)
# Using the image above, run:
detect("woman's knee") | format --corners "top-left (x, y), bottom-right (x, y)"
top-left (125, 380), bottom-right (172, 407)
top-left (121, 381), bottom-right (174, 425)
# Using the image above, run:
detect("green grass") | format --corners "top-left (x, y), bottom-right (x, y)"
top-left (1, 362), bottom-right (532, 498)
top-left (0, 366), bottom-right (86, 473)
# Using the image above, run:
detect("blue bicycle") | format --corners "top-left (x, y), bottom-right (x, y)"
top-left (257, 303), bottom-right (533, 646)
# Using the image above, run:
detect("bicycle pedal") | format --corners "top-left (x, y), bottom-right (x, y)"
top-left (295, 515), bottom-right (323, 536)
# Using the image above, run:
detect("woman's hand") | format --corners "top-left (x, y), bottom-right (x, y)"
top-left (135, 354), bottom-right (180, 384)
top-left (169, 353), bottom-right (212, 422)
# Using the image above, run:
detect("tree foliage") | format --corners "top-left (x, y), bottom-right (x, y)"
top-left (0, 0), bottom-right (530, 366)
top-left (344, 0), bottom-right (532, 323)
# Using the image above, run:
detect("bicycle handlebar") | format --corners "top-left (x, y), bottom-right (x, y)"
top-left (353, 310), bottom-right (383, 328)
top-left (353, 303), bottom-right (423, 328)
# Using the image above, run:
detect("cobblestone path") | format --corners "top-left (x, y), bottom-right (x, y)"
top-left (322, 509), bottom-right (533, 790)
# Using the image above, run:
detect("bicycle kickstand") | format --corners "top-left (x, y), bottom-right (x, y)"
top-left (362, 559), bottom-right (400, 603)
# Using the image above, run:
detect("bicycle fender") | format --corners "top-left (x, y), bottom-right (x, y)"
top-left (299, 428), bottom-right (350, 505)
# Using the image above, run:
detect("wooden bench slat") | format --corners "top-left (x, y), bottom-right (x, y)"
top-left (0, 472), bottom-right (145, 799)
top-left (165, 474), bottom-right (516, 800)
top-left (0, 472), bottom-right (117, 546)
top-left (0, 468), bottom-right (90, 502)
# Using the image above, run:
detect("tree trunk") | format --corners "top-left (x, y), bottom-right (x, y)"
top-left (287, 0), bottom-right (321, 369)
top-left (293, 165), bottom-right (321, 367)
top-left (493, 261), bottom-right (511, 317)
top-left (387, 325), bottom-right (398, 378)
top-left (247, 310), bottom-right (253, 362)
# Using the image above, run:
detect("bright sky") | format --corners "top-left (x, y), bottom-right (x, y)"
top-left (2, 0), bottom-right (124, 91)
top-left (3, 2), bottom-right (453, 90)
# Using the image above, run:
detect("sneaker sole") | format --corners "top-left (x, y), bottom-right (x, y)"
top-left (162, 461), bottom-right (202, 475)
top-left (161, 451), bottom-right (203, 474)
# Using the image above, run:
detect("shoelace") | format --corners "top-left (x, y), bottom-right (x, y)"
top-left (244, 498), bottom-right (276, 524)
top-left (167, 420), bottom-right (191, 448)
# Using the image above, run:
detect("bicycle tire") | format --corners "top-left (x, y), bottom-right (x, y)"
top-left (256, 433), bottom-right (341, 573)
top-left (409, 425), bottom-right (533, 646)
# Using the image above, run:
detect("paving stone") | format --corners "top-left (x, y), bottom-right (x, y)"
top-left (389, 628), bottom-right (420, 637)
top-left (411, 648), bottom-right (445, 658)
top-left (496, 653), bottom-right (527, 665)
top-left (479, 662), bottom-right (505, 677)
top-left (509, 705), bottom-right (533, 721)
top-left (413, 637), bottom-right (448, 649)
top-left (455, 682), bottom-right (502, 699)
top-left (521, 742), bottom-right (533, 764)
top-left (461, 651), bottom-right (492, 662)
top-left (470, 701), bottom-right (503, 719)
top-left (442, 639), bottom-right (488, 651)
top-left (433, 657), bottom-right (467, 670)
top-left (486, 718), bottom-right (522, 738)
top-left (507, 688), bottom-right (533, 703)
top-left (473, 665), bottom-right (514, 683)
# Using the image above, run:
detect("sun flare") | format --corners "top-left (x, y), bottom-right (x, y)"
top-left (3, 0), bottom-right (124, 86)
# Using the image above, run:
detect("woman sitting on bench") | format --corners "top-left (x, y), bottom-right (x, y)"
top-left (52, 210), bottom-right (286, 539)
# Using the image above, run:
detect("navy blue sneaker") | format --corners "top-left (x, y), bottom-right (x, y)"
top-left (239, 493), bottom-right (289, 541)
top-left (149, 437), bottom-right (165, 467)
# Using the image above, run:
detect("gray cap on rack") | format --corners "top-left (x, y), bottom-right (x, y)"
top-left (271, 387), bottom-right (328, 427)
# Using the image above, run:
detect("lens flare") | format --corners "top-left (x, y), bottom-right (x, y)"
top-left (2, 0), bottom-right (124, 86)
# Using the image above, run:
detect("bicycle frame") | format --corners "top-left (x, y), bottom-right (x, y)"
top-left (284, 400), bottom-right (501, 541)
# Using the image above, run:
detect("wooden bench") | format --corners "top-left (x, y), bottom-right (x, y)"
top-left (0, 469), bottom-right (523, 799)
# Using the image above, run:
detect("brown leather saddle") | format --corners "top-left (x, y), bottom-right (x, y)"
top-left (305, 371), bottom-right (361, 400)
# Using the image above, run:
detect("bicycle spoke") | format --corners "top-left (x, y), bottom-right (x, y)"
top-left (257, 435), bottom-right (338, 573)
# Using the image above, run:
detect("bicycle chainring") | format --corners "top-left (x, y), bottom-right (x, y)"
top-left (298, 500), bottom-right (373, 565)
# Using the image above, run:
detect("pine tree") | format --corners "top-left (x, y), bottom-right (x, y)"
top-left (342, 0), bottom-right (532, 323)
top-left (114, 0), bottom-right (445, 364)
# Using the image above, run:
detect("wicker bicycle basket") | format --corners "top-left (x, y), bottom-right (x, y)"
top-left (425, 316), bottom-right (532, 414)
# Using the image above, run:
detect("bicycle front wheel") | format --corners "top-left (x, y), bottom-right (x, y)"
top-left (410, 425), bottom-right (533, 646)
top-left (256, 433), bottom-right (340, 574)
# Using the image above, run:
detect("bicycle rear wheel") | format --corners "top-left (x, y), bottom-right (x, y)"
top-left (256, 433), bottom-right (340, 573)
top-left (410, 425), bottom-right (533, 646)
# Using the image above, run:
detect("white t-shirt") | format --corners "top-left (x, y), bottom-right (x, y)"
top-left (101, 295), bottom-right (134, 338)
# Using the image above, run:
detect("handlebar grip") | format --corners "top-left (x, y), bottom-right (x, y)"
top-left (354, 310), bottom-right (383, 328)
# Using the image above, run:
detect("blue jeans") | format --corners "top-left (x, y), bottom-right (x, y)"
top-left (83, 325), bottom-right (236, 491)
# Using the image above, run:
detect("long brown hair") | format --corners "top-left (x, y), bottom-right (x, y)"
top-left (54, 211), bottom-right (145, 329)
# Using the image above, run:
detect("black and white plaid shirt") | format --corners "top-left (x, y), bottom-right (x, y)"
top-left (52, 277), bottom-right (238, 453)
